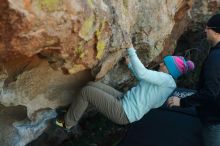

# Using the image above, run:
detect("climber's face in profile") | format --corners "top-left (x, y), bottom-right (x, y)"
top-left (205, 26), bottom-right (215, 42)
top-left (205, 26), bottom-right (220, 45)
top-left (159, 62), bottom-right (168, 73)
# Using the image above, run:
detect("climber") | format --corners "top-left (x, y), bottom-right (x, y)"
top-left (55, 45), bottom-right (194, 132)
top-left (167, 13), bottom-right (220, 146)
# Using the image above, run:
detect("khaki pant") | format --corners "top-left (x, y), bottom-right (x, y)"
top-left (64, 81), bottom-right (129, 128)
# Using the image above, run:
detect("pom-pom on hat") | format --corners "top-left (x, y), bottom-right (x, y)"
top-left (163, 56), bottom-right (195, 79)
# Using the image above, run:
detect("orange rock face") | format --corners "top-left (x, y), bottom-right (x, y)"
top-left (0, 0), bottom-right (196, 119)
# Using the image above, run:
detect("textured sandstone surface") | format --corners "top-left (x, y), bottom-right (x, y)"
top-left (0, 0), bottom-right (193, 116)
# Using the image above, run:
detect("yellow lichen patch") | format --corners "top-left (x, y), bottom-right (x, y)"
top-left (120, 0), bottom-right (129, 17)
top-left (95, 21), bottom-right (107, 60)
top-left (95, 21), bottom-right (105, 40)
top-left (87, 0), bottom-right (94, 8)
top-left (123, 0), bottom-right (128, 10)
top-left (75, 43), bottom-right (85, 59)
top-left (38, 0), bottom-right (61, 12)
top-left (96, 40), bottom-right (106, 60)
top-left (68, 64), bottom-right (86, 74)
top-left (79, 15), bottom-right (95, 41)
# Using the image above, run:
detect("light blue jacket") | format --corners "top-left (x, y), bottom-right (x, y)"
top-left (122, 48), bottom-right (176, 123)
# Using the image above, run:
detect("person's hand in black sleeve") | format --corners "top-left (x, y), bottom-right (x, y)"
top-left (180, 54), bottom-right (220, 108)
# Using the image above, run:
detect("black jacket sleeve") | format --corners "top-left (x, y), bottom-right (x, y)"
top-left (180, 52), bottom-right (220, 108)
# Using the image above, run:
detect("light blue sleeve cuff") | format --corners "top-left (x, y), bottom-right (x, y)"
top-left (127, 48), bottom-right (136, 56)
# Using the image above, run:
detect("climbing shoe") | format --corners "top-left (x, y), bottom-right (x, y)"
top-left (55, 114), bottom-right (67, 128)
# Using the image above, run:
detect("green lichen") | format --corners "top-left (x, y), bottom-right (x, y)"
top-left (79, 16), bottom-right (95, 41)
top-left (38, 0), bottom-right (61, 12)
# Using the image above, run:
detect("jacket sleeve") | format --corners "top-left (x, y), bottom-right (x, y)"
top-left (127, 63), bottom-right (141, 80)
top-left (127, 48), bottom-right (175, 86)
top-left (180, 53), bottom-right (220, 107)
